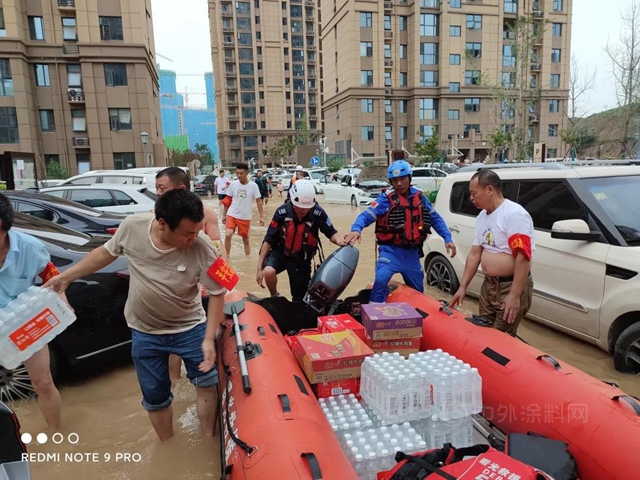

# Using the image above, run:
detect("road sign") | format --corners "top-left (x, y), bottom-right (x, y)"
top-left (310, 156), bottom-right (320, 166)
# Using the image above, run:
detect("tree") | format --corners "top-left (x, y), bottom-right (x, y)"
top-left (488, 129), bottom-right (512, 161)
top-left (268, 136), bottom-right (297, 161)
top-left (46, 160), bottom-right (70, 180)
top-left (605, 1), bottom-right (640, 158)
top-left (194, 143), bottom-right (215, 166)
top-left (413, 133), bottom-right (441, 163)
top-left (561, 55), bottom-right (597, 158)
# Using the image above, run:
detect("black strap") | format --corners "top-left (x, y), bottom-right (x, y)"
top-left (395, 452), bottom-right (458, 480)
top-left (536, 354), bottom-right (562, 371)
top-left (279, 394), bottom-right (291, 414)
top-left (612, 395), bottom-right (640, 416)
top-left (300, 452), bottom-right (323, 480)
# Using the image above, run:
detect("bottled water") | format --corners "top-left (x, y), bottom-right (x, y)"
top-left (0, 286), bottom-right (76, 369)
top-left (323, 394), bottom-right (372, 435)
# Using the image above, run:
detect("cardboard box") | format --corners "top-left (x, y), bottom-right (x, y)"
top-left (313, 378), bottom-right (361, 399)
top-left (361, 303), bottom-right (424, 340)
top-left (317, 314), bottom-right (366, 343)
top-left (292, 331), bottom-right (374, 384)
top-left (366, 335), bottom-right (421, 358)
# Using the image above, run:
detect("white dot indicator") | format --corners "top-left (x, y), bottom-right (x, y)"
top-left (21, 433), bottom-right (32, 444)
top-left (36, 433), bottom-right (48, 444)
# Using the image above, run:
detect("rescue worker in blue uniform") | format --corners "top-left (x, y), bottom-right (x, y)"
top-left (345, 160), bottom-right (457, 303)
top-left (256, 180), bottom-right (346, 301)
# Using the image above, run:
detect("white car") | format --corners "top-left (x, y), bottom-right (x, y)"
top-left (321, 167), bottom-right (390, 206)
top-left (410, 167), bottom-right (448, 195)
top-left (40, 184), bottom-right (157, 215)
top-left (58, 167), bottom-right (192, 194)
top-left (424, 163), bottom-right (640, 373)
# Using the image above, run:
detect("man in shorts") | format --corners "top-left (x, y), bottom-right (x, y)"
top-left (45, 189), bottom-right (226, 442)
top-left (254, 170), bottom-right (269, 205)
top-left (221, 163), bottom-right (264, 257)
top-left (214, 170), bottom-right (230, 201)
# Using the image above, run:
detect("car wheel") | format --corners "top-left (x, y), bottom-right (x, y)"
top-left (0, 346), bottom-right (63, 403)
top-left (351, 196), bottom-right (357, 207)
top-left (425, 255), bottom-right (460, 294)
top-left (613, 322), bottom-right (640, 374)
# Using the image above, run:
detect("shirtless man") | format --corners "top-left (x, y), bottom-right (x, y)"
top-left (449, 169), bottom-right (535, 335)
top-left (156, 167), bottom-right (226, 384)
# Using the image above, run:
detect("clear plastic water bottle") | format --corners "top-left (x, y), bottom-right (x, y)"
top-left (471, 367), bottom-right (482, 413)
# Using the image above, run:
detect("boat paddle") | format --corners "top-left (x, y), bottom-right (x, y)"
top-left (223, 300), bottom-right (252, 394)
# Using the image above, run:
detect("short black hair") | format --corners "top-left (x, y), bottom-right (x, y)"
top-left (219, 169), bottom-right (225, 174)
top-left (0, 193), bottom-right (13, 232)
top-left (156, 167), bottom-right (190, 189)
top-left (471, 169), bottom-right (502, 193)
top-left (236, 163), bottom-right (249, 172)
top-left (155, 189), bottom-right (204, 230)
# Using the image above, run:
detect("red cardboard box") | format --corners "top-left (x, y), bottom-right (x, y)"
top-left (313, 378), bottom-right (361, 399)
top-left (317, 314), bottom-right (367, 343)
top-left (292, 331), bottom-right (374, 384)
top-left (365, 334), bottom-right (421, 358)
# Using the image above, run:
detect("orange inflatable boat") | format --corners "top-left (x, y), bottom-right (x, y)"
top-left (387, 285), bottom-right (640, 480)
top-left (217, 291), bottom-right (358, 480)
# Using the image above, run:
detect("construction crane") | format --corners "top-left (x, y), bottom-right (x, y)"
top-left (157, 53), bottom-right (174, 63)
top-left (180, 87), bottom-right (207, 107)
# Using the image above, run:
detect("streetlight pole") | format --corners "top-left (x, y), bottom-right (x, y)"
top-left (140, 131), bottom-right (150, 167)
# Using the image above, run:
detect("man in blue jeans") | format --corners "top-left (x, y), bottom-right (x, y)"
top-left (45, 189), bottom-right (226, 442)
top-left (345, 160), bottom-right (457, 303)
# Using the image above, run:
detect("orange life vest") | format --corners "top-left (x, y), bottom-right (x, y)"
top-left (281, 204), bottom-right (319, 260)
top-left (375, 191), bottom-right (432, 246)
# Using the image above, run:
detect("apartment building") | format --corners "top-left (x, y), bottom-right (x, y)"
top-left (209, 0), bottom-right (320, 167)
top-left (321, 0), bottom-right (571, 162)
top-left (0, 0), bottom-right (164, 188)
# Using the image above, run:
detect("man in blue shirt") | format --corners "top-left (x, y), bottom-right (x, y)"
top-left (345, 160), bottom-right (457, 303)
top-left (0, 193), bottom-right (62, 430)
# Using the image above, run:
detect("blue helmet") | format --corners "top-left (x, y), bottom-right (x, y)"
top-left (387, 160), bottom-right (412, 180)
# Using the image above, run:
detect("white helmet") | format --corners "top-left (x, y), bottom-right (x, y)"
top-left (289, 179), bottom-right (316, 209)
top-left (295, 165), bottom-right (304, 171)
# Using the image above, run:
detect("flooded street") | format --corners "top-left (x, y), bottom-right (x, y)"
top-left (11, 195), bottom-right (639, 480)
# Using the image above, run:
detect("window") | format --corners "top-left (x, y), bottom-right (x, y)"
top-left (503, 45), bottom-right (515, 67)
top-left (362, 126), bottom-right (374, 141)
top-left (466, 15), bottom-right (481, 29)
top-left (450, 25), bottom-right (461, 37)
top-left (70, 189), bottom-right (117, 208)
top-left (420, 14), bottom-right (438, 36)
top-left (39, 110), bottom-right (55, 132)
top-left (419, 98), bottom-right (438, 120)
top-left (0, 9), bottom-right (5, 37)
top-left (549, 99), bottom-right (560, 113)
top-left (28, 16), bottom-right (45, 40)
top-left (361, 99), bottom-right (373, 113)
top-left (360, 12), bottom-right (372, 27)
top-left (62, 17), bottom-right (77, 41)
top-left (421, 0), bottom-right (439, 6)
top-left (0, 107), bottom-right (19, 143)
top-left (290, 5), bottom-right (302, 17)
top-left (518, 182), bottom-right (586, 231)
top-left (104, 64), bottom-right (127, 86)
top-left (551, 49), bottom-right (561, 63)
top-left (109, 108), bottom-right (132, 131)
top-left (238, 33), bottom-right (252, 45)
top-left (241, 78), bottom-right (255, 89)
top-left (448, 109), bottom-right (459, 120)
top-left (552, 23), bottom-right (562, 37)
top-left (236, 1), bottom-right (251, 14)
top-left (244, 92), bottom-right (256, 104)
top-left (400, 16), bottom-right (408, 31)
top-left (500, 101), bottom-right (515, 119)
top-left (553, 0), bottom-right (563, 11)
top-left (400, 44), bottom-right (407, 59)
top-left (400, 100), bottom-right (408, 113)
top-left (449, 54), bottom-right (460, 65)
top-left (449, 82), bottom-right (460, 92)
top-left (400, 72), bottom-right (407, 86)
top-left (464, 98), bottom-right (480, 112)
top-left (99, 16), bottom-right (124, 41)
top-left (385, 72), bottom-right (392, 87)
top-left (385, 44), bottom-right (392, 59)
top-left (419, 125), bottom-right (436, 138)
top-left (242, 107), bottom-right (256, 118)
top-left (386, 126), bottom-right (392, 141)
top-left (462, 124), bottom-right (480, 138)
top-left (238, 17), bottom-right (251, 29)
top-left (502, 72), bottom-right (516, 88)
top-left (0, 59), bottom-right (12, 96)
top-left (464, 70), bottom-right (480, 86)
top-left (420, 43), bottom-right (438, 65)
top-left (112, 190), bottom-right (138, 206)
top-left (450, 0), bottom-right (461, 7)
top-left (113, 152), bottom-right (136, 170)
top-left (504, 0), bottom-right (517, 13)
top-left (384, 15), bottom-right (392, 30)
top-left (75, 154), bottom-right (90, 174)
top-left (34, 64), bottom-right (50, 87)
top-left (360, 42), bottom-right (373, 57)
top-left (466, 42), bottom-right (481, 58)
top-left (15, 201), bottom-right (55, 222)
top-left (239, 63), bottom-right (254, 75)
top-left (548, 124), bottom-right (558, 137)
top-left (72, 109), bottom-right (86, 131)
top-left (400, 126), bottom-right (408, 140)
top-left (420, 70), bottom-right (438, 87)
top-left (361, 70), bottom-right (373, 86)
top-left (385, 100), bottom-right (392, 114)
top-left (547, 148), bottom-right (558, 158)
top-left (550, 74), bottom-right (560, 88)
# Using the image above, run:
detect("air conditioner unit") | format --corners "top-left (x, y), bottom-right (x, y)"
top-left (385, 143), bottom-right (392, 149)
top-left (385, 88), bottom-right (393, 94)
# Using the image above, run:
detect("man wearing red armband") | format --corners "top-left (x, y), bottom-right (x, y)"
top-left (0, 193), bottom-right (62, 430)
top-left (449, 170), bottom-right (535, 335)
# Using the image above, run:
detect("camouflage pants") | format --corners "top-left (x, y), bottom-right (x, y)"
top-left (479, 274), bottom-right (534, 335)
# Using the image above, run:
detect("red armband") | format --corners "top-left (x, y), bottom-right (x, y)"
top-left (207, 257), bottom-right (239, 291)
top-left (508, 234), bottom-right (532, 261)
top-left (221, 195), bottom-right (232, 208)
top-left (38, 262), bottom-right (60, 283)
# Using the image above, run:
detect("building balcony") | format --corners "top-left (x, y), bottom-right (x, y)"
top-left (308, 73), bottom-right (316, 79)
top-left (223, 26), bottom-right (234, 32)
top-left (227, 85), bottom-right (237, 92)
top-left (226, 71), bottom-right (236, 77)
top-left (305, 0), bottom-right (314, 5)
top-left (307, 45), bottom-right (316, 51)
top-left (229, 114), bottom-right (239, 121)
top-left (223, 41), bottom-right (235, 48)
top-left (530, 64), bottom-right (541, 72)
top-left (57, 0), bottom-right (75, 10)
top-left (224, 55), bottom-right (235, 63)
top-left (385, 113), bottom-right (393, 123)
top-left (384, 31), bottom-right (393, 40)
top-left (307, 58), bottom-right (315, 64)
top-left (384, 2), bottom-right (393, 11)
top-left (67, 87), bottom-right (84, 103)
top-left (72, 137), bottom-right (90, 148)
top-left (384, 59), bottom-right (393, 68)
top-left (221, 10), bottom-right (233, 17)
top-left (309, 114), bottom-right (317, 119)
top-left (308, 86), bottom-right (317, 92)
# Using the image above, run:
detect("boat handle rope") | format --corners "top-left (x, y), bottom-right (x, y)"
top-left (278, 394), bottom-right (292, 416)
top-left (536, 354), bottom-right (562, 371)
top-left (300, 452), bottom-right (323, 480)
top-left (612, 395), bottom-right (640, 416)
top-left (258, 326), bottom-right (266, 337)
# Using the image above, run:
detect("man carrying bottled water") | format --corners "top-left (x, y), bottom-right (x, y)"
top-left (0, 193), bottom-right (63, 431)
top-left (44, 190), bottom-right (230, 443)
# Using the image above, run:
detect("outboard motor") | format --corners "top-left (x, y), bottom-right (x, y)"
top-left (304, 246), bottom-right (359, 313)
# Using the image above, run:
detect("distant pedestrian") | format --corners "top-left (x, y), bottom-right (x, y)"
top-left (214, 170), bottom-right (230, 201)
top-left (277, 180), bottom-right (284, 197)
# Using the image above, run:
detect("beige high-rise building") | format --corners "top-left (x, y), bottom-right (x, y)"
top-left (321, 0), bottom-right (571, 162)
top-left (0, 0), bottom-right (164, 187)
top-left (209, 0), bottom-right (320, 167)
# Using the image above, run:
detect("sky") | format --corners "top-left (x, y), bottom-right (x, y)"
top-left (152, 0), bottom-right (622, 114)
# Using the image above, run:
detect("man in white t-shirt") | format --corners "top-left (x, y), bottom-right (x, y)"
top-left (214, 170), bottom-right (231, 201)
top-left (449, 169), bottom-right (535, 335)
top-left (221, 163), bottom-right (264, 256)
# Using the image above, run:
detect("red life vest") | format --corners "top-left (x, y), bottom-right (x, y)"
top-left (375, 191), bottom-right (432, 247)
top-left (281, 204), bottom-right (319, 260)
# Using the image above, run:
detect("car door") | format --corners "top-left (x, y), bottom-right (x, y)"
top-left (516, 180), bottom-right (607, 339)
top-left (69, 189), bottom-right (122, 213)
top-left (337, 175), bottom-right (353, 203)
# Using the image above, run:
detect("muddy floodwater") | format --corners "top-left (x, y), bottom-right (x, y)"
top-left (12, 196), bottom-right (640, 480)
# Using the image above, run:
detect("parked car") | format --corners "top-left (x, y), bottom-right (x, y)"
top-left (193, 174), bottom-right (216, 195)
top-left (424, 164), bottom-right (640, 373)
top-left (0, 213), bottom-right (131, 402)
top-left (422, 162), bottom-right (460, 174)
top-left (3, 190), bottom-right (123, 236)
top-left (321, 167), bottom-right (390, 206)
top-left (39, 184), bottom-right (157, 214)
top-left (57, 167), bottom-right (192, 194)
top-left (410, 167), bottom-right (448, 195)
